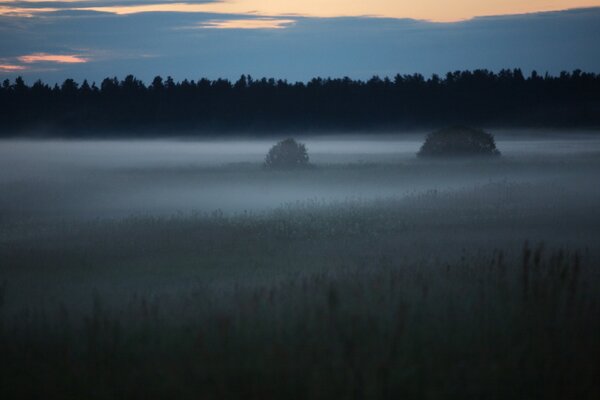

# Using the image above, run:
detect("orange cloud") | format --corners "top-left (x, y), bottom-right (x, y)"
top-left (200, 18), bottom-right (295, 29)
top-left (0, 64), bottom-right (26, 72)
top-left (18, 53), bottom-right (88, 64)
top-left (0, 6), bottom-right (58, 17)
top-left (75, 3), bottom-right (202, 15)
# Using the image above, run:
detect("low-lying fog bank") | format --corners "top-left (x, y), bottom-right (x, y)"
top-left (1, 132), bottom-right (599, 399)
top-left (1, 132), bottom-right (599, 221)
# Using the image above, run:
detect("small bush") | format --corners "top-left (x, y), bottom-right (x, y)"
top-left (418, 126), bottom-right (501, 158)
top-left (265, 138), bottom-right (310, 169)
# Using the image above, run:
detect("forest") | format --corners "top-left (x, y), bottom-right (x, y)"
top-left (1, 69), bottom-right (600, 135)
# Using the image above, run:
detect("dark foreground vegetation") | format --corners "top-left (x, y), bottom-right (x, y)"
top-left (2, 69), bottom-right (600, 135)
top-left (1, 180), bottom-right (599, 399)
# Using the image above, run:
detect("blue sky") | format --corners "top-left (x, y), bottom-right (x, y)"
top-left (1, 3), bottom-right (599, 83)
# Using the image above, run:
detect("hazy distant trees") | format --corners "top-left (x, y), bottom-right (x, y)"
top-left (1, 69), bottom-right (599, 135)
top-left (265, 138), bottom-right (310, 169)
top-left (418, 127), bottom-right (501, 158)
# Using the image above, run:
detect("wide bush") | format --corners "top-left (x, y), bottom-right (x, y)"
top-left (265, 138), bottom-right (310, 169)
top-left (418, 126), bottom-right (501, 158)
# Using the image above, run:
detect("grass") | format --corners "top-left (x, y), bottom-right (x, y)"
top-left (1, 179), bottom-right (599, 398)
top-left (1, 247), bottom-right (598, 399)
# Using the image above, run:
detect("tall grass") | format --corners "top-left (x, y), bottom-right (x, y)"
top-left (0, 182), bottom-right (599, 399)
top-left (1, 247), bottom-right (598, 399)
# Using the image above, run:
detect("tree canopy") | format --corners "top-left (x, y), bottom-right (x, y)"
top-left (265, 138), bottom-right (310, 169)
top-left (418, 126), bottom-right (501, 158)
top-left (1, 69), bottom-right (599, 136)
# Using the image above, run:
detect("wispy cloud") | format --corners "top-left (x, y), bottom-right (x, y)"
top-left (0, 5), bottom-right (57, 17)
top-left (18, 53), bottom-right (88, 64)
top-left (72, 2), bottom-right (215, 15)
top-left (0, 53), bottom-right (89, 73)
top-left (199, 18), bottom-right (295, 29)
top-left (0, 64), bottom-right (26, 72)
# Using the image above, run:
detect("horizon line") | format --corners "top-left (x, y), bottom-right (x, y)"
top-left (3, 68), bottom-right (596, 86)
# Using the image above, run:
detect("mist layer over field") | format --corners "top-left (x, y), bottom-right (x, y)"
top-left (1, 132), bottom-right (600, 220)
top-left (1, 131), bottom-right (599, 398)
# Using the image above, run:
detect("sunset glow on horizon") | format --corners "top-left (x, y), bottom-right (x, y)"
top-left (1, 0), bottom-right (600, 22)
top-left (1, 1), bottom-right (599, 81)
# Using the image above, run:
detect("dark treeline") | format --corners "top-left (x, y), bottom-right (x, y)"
top-left (2, 69), bottom-right (600, 136)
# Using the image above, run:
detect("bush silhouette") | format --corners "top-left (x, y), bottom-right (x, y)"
top-left (418, 126), bottom-right (501, 158)
top-left (265, 138), bottom-right (309, 169)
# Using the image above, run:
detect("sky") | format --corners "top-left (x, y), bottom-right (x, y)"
top-left (1, 1), bottom-right (600, 83)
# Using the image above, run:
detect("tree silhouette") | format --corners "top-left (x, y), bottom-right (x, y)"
top-left (418, 126), bottom-right (501, 158)
top-left (265, 138), bottom-right (310, 169)
top-left (0, 69), bottom-right (599, 135)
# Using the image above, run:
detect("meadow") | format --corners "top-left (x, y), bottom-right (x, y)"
top-left (0, 133), bottom-right (599, 398)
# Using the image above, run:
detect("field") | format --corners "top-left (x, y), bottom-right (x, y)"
top-left (1, 133), bottom-right (599, 399)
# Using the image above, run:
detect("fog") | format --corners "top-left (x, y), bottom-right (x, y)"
top-left (1, 131), bottom-right (599, 398)
top-left (1, 132), bottom-right (600, 221)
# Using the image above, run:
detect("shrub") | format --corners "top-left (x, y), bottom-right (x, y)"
top-left (265, 138), bottom-right (310, 169)
top-left (418, 126), bottom-right (501, 158)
